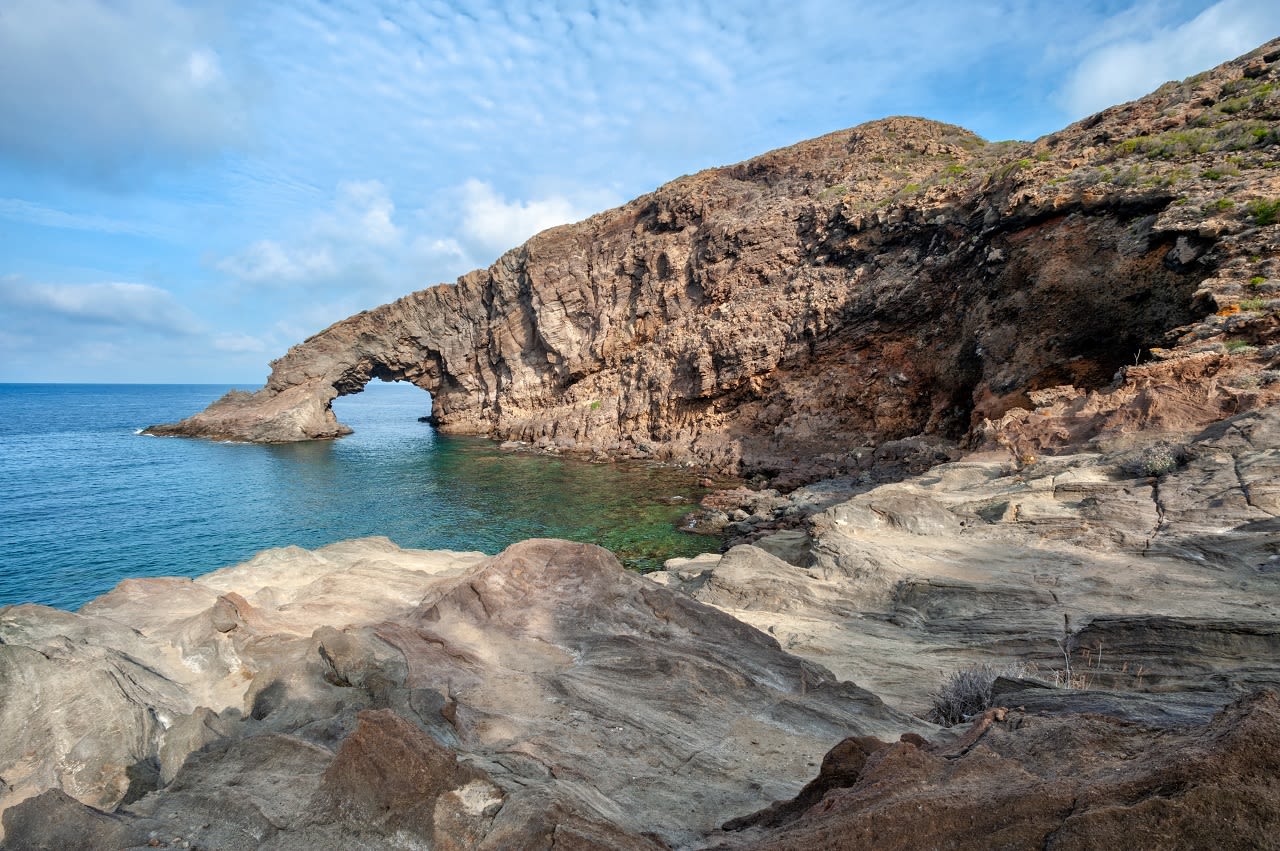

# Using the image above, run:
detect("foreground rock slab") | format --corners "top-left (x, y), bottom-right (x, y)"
top-left (0, 538), bottom-right (921, 849)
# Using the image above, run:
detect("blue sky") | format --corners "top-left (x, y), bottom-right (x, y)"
top-left (1, 0), bottom-right (1277, 383)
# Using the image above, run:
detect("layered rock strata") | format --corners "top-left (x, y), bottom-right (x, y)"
top-left (713, 693), bottom-right (1280, 850)
top-left (0, 538), bottom-right (920, 849)
top-left (652, 405), bottom-right (1280, 720)
top-left (149, 40), bottom-right (1280, 485)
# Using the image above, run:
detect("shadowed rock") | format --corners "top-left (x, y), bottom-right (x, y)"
top-left (713, 690), bottom-right (1280, 850)
top-left (147, 39), bottom-right (1280, 485)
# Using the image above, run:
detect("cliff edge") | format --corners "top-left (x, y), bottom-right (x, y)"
top-left (148, 39), bottom-right (1280, 484)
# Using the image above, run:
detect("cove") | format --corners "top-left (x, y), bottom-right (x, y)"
top-left (0, 382), bottom-right (721, 610)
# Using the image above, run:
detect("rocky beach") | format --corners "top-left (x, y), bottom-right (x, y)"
top-left (5, 37), bottom-right (1280, 850)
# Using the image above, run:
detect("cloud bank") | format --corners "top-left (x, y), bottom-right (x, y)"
top-left (0, 0), bottom-right (251, 179)
top-left (1058, 0), bottom-right (1280, 117)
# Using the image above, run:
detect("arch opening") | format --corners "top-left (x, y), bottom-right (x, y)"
top-left (330, 378), bottom-right (435, 438)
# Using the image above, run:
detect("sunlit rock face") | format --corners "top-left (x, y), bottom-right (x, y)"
top-left (149, 39), bottom-right (1280, 485)
top-left (0, 537), bottom-right (922, 848)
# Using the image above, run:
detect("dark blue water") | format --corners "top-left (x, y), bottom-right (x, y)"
top-left (0, 383), bottom-right (719, 610)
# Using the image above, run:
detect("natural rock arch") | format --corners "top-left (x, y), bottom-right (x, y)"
top-left (147, 42), bottom-right (1280, 482)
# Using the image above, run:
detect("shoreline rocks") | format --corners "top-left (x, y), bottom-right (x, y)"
top-left (0, 538), bottom-right (925, 849)
top-left (147, 40), bottom-right (1280, 489)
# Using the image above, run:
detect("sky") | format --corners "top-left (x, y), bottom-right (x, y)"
top-left (1, 0), bottom-right (1278, 383)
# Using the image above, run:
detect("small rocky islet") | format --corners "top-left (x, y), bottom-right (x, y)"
top-left (7, 39), bottom-right (1280, 850)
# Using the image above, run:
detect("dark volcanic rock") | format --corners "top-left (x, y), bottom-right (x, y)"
top-left (148, 40), bottom-right (1280, 486)
top-left (716, 690), bottom-right (1280, 850)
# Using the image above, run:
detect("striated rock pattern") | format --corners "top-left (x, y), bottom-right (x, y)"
top-left (652, 405), bottom-right (1280, 720)
top-left (150, 40), bottom-right (1280, 484)
top-left (0, 538), bottom-right (920, 849)
top-left (713, 692), bottom-right (1280, 850)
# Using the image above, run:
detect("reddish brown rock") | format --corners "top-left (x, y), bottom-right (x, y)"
top-left (308, 708), bottom-right (495, 840)
top-left (148, 39), bottom-right (1280, 486)
top-left (717, 690), bottom-right (1280, 850)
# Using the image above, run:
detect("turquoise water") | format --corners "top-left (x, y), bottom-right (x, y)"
top-left (0, 382), bottom-right (720, 610)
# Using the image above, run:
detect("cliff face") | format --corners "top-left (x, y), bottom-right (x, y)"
top-left (149, 40), bottom-right (1280, 482)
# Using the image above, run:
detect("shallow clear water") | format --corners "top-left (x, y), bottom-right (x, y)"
top-left (0, 382), bottom-right (719, 610)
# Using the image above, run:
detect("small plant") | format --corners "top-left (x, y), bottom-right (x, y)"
top-left (589, 399), bottom-right (601, 410)
top-left (1247, 198), bottom-right (1280, 226)
top-left (1125, 444), bottom-right (1182, 477)
top-left (928, 662), bottom-right (1028, 726)
top-left (1217, 95), bottom-right (1252, 115)
top-left (1225, 339), bottom-right (1259, 354)
top-left (1240, 297), bottom-right (1269, 311)
top-left (1210, 197), bottom-right (1236, 211)
top-left (1250, 275), bottom-right (1266, 287)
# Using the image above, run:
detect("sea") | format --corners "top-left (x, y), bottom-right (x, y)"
top-left (0, 382), bottom-right (721, 610)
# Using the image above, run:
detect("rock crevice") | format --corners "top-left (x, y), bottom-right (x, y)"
top-left (148, 40), bottom-right (1280, 483)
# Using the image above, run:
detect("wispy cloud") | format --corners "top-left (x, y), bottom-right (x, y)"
top-left (0, 0), bottom-right (251, 180)
top-left (213, 332), bottom-right (270, 354)
top-left (217, 240), bottom-right (338, 285)
top-left (1058, 0), bottom-right (1280, 117)
top-left (0, 276), bottom-right (202, 335)
top-left (216, 177), bottom-right (614, 302)
top-left (0, 197), bottom-right (171, 238)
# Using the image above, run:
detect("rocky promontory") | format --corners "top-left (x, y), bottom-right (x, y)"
top-left (150, 40), bottom-right (1280, 487)
top-left (14, 37), bottom-right (1276, 849)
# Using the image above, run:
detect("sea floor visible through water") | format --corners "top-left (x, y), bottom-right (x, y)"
top-left (0, 381), bottom-right (721, 610)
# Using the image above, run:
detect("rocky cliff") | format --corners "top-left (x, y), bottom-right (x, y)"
top-left (149, 42), bottom-right (1280, 484)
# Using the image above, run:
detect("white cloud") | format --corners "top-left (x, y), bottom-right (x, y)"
top-left (0, 276), bottom-right (201, 335)
top-left (0, 0), bottom-right (250, 178)
top-left (1058, 0), bottom-right (1280, 117)
top-left (322, 180), bottom-right (402, 247)
top-left (457, 179), bottom-right (597, 258)
top-left (217, 240), bottom-right (337, 284)
top-left (216, 177), bottom-right (614, 299)
top-left (217, 180), bottom-right (409, 286)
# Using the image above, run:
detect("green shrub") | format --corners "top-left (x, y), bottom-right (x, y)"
top-left (1225, 339), bottom-right (1259, 354)
top-left (1218, 96), bottom-right (1252, 115)
top-left (1250, 275), bottom-right (1266, 286)
top-left (1247, 198), bottom-right (1280, 226)
top-left (1239, 298), bottom-right (1268, 311)
top-left (1202, 166), bottom-right (1238, 180)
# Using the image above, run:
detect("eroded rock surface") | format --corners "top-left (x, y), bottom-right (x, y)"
top-left (713, 692), bottom-right (1280, 850)
top-left (652, 405), bottom-right (1280, 720)
top-left (0, 538), bottom-right (921, 849)
top-left (149, 41), bottom-right (1280, 486)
